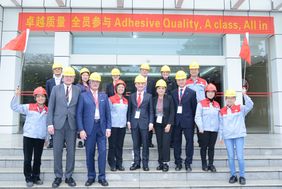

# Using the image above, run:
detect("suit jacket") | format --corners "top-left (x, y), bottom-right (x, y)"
top-left (76, 91), bottom-right (111, 135)
top-left (127, 92), bottom-right (154, 130)
top-left (47, 84), bottom-right (81, 130)
top-left (46, 78), bottom-right (63, 98)
top-left (162, 77), bottom-right (177, 95)
top-left (153, 95), bottom-right (175, 126)
top-left (172, 87), bottom-right (197, 129)
top-left (106, 83), bottom-right (115, 97)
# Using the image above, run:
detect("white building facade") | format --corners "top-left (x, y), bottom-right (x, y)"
top-left (0, 0), bottom-right (281, 134)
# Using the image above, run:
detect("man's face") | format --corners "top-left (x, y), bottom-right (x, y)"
top-left (63, 76), bottom-right (75, 85)
top-left (89, 80), bottom-right (100, 91)
top-left (161, 71), bottom-right (170, 80)
top-left (176, 79), bottom-right (186, 88)
top-left (135, 82), bottom-right (145, 92)
top-left (140, 69), bottom-right (149, 77)
top-left (53, 68), bottom-right (62, 76)
top-left (112, 75), bottom-right (120, 81)
top-left (190, 69), bottom-right (199, 78)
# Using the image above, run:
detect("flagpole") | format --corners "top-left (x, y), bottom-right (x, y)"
top-left (243, 59), bottom-right (247, 87)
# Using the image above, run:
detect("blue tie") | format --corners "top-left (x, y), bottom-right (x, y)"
top-left (180, 88), bottom-right (183, 97)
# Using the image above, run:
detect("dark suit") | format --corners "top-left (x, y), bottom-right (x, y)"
top-left (47, 84), bottom-right (81, 179)
top-left (153, 95), bottom-right (175, 164)
top-left (127, 92), bottom-right (154, 167)
top-left (171, 87), bottom-right (197, 166)
top-left (76, 91), bottom-right (111, 180)
top-left (46, 78), bottom-right (63, 98)
top-left (162, 77), bottom-right (177, 96)
top-left (106, 83), bottom-right (115, 97)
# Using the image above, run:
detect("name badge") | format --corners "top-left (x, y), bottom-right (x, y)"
top-left (177, 106), bottom-right (183, 114)
top-left (135, 110), bottom-right (141, 119)
top-left (156, 115), bottom-right (163, 124)
top-left (95, 109), bottom-right (100, 119)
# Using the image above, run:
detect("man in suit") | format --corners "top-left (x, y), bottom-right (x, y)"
top-left (76, 72), bottom-right (112, 187)
top-left (46, 62), bottom-right (63, 149)
top-left (127, 75), bottom-right (154, 171)
top-left (106, 68), bottom-right (121, 97)
top-left (139, 63), bottom-right (155, 148)
top-left (172, 70), bottom-right (197, 172)
top-left (47, 66), bottom-right (81, 188)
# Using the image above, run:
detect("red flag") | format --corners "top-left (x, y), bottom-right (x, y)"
top-left (1, 29), bottom-right (30, 53)
top-left (239, 32), bottom-right (251, 65)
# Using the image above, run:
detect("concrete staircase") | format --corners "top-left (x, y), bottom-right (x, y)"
top-left (0, 134), bottom-right (282, 188)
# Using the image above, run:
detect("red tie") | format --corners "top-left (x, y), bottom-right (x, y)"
top-left (137, 93), bottom-right (142, 108)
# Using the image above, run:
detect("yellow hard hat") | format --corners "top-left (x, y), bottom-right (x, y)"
top-left (225, 89), bottom-right (237, 97)
top-left (111, 68), bottom-right (121, 76)
top-left (140, 63), bottom-right (150, 70)
top-left (155, 79), bottom-right (167, 88)
top-left (80, 67), bottom-right (90, 75)
top-left (89, 72), bottom-right (101, 82)
top-left (63, 66), bottom-right (76, 77)
top-left (161, 65), bottom-right (171, 72)
top-left (175, 70), bottom-right (187, 80)
top-left (134, 75), bottom-right (146, 83)
top-left (189, 61), bottom-right (200, 69)
top-left (52, 63), bottom-right (63, 70)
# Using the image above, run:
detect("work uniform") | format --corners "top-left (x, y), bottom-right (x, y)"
top-left (219, 94), bottom-right (254, 178)
top-left (195, 98), bottom-right (220, 168)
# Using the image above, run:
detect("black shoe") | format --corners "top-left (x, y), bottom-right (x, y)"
top-left (85, 178), bottom-right (95, 186)
top-left (208, 164), bottom-right (217, 172)
top-left (98, 179), bottom-right (109, 186)
top-left (52, 177), bottom-right (62, 188)
top-left (116, 166), bottom-right (125, 171)
top-left (110, 166), bottom-right (117, 171)
top-left (78, 141), bottom-right (83, 148)
top-left (175, 164), bottom-right (182, 171)
top-left (130, 163), bottom-right (140, 171)
top-left (162, 164), bottom-right (169, 172)
top-left (65, 177), bottom-right (76, 187)
top-left (149, 143), bottom-right (154, 148)
top-left (202, 165), bottom-right (208, 172)
top-left (239, 177), bottom-right (246, 185)
top-left (47, 142), bottom-right (53, 149)
top-left (143, 166), bottom-right (150, 171)
top-left (156, 164), bottom-right (163, 171)
top-left (229, 176), bottom-right (238, 184)
top-left (185, 164), bottom-right (192, 172)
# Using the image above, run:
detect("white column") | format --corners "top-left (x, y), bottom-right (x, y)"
top-left (223, 34), bottom-right (243, 104)
top-left (0, 9), bottom-right (22, 133)
top-left (269, 13), bottom-right (282, 133)
top-left (54, 32), bottom-right (71, 67)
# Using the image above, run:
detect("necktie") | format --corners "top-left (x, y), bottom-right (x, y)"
top-left (66, 86), bottom-right (69, 103)
top-left (137, 93), bottom-right (142, 108)
top-left (93, 93), bottom-right (99, 109)
top-left (180, 88), bottom-right (183, 98)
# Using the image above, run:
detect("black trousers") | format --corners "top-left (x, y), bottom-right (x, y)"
top-left (173, 125), bottom-right (194, 166)
top-left (107, 127), bottom-right (126, 168)
top-left (23, 136), bottom-right (45, 182)
top-left (131, 126), bottom-right (149, 167)
top-left (198, 131), bottom-right (218, 166)
top-left (155, 123), bottom-right (171, 164)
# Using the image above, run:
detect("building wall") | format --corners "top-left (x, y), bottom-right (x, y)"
top-left (0, 1), bottom-right (281, 133)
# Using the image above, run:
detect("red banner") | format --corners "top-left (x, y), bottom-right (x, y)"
top-left (18, 12), bottom-right (274, 34)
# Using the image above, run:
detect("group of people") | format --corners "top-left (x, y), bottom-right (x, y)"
top-left (10, 61), bottom-right (254, 188)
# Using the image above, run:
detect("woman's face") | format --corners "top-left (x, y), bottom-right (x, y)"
top-left (226, 97), bottom-right (236, 106)
top-left (35, 94), bottom-right (46, 105)
top-left (157, 86), bottom-right (166, 96)
top-left (206, 91), bottom-right (216, 99)
top-left (116, 84), bottom-right (125, 95)
top-left (81, 73), bottom-right (89, 83)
